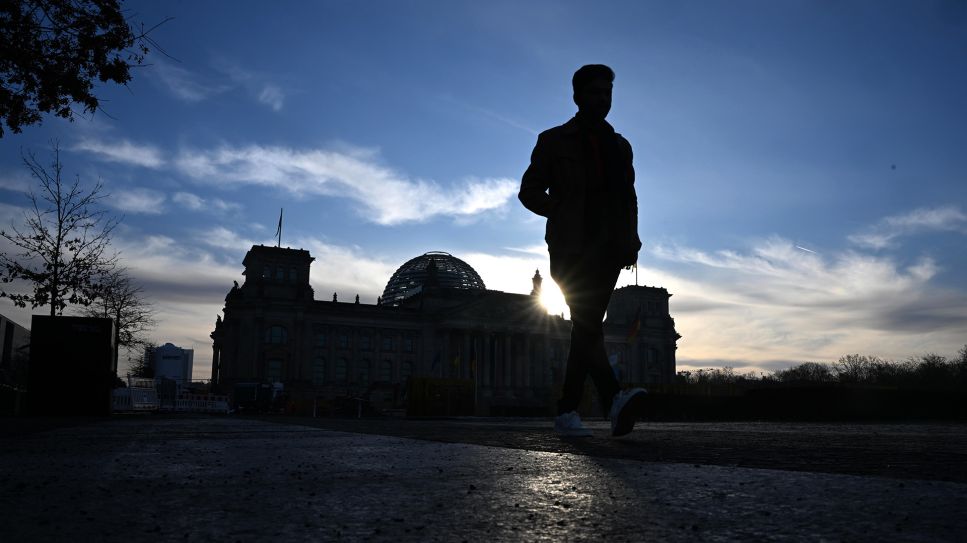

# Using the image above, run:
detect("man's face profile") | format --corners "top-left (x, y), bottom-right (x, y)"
top-left (575, 79), bottom-right (613, 120)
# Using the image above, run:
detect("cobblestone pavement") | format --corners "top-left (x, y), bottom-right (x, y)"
top-left (1, 416), bottom-right (966, 542)
top-left (269, 416), bottom-right (967, 483)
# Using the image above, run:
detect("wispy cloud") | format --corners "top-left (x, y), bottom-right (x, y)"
top-left (174, 144), bottom-right (518, 224)
top-left (109, 188), bottom-right (167, 214)
top-left (436, 94), bottom-right (538, 135)
top-left (191, 227), bottom-right (397, 303)
top-left (172, 191), bottom-right (242, 214)
top-left (646, 236), bottom-right (967, 366)
top-left (298, 238), bottom-right (398, 301)
top-left (258, 85), bottom-right (285, 111)
top-left (110, 233), bottom-right (245, 377)
top-left (72, 138), bottom-right (165, 168)
top-left (0, 174), bottom-right (31, 193)
top-left (212, 58), bottom-right (287, 112)
top-left (848, 205), bottom-right (967, 249)
top-left (152, 60), bottom-right (229, 102)
top-left (504, 244), bottom-right (549, 257)
top-left (172, 191), bottom-right (204, 210)
top-left (197, 226), bottom-right (261, 251)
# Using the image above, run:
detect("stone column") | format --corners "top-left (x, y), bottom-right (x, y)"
top-left (504, 333), bottom-right (513, 389)
top-left (462, 332), bottom-right (472, 380)
top-left (211, 344), bottom-right (220, 386)
top-left (522, 335), bottom-right (532, 389)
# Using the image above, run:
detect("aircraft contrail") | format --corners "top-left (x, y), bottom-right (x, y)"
top-left (795, 245), bottom-right (817, 254)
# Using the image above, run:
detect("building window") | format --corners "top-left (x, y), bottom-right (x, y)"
top-left (400, 361), bottom-right (413, 382)
top-left (358, 360), bottom-right (370, 385)
top-left (262, 265), bottom-right (271, 279)
top-left (312, 354), bottom-right (326, 385)
top-left (315, 332), bottom-right (327, 347)
top-left (275, 266), bottom-right (284, 280)
top-left (338, 332), bottom-right (350, 349)
top-left (266, 359), bottom-right (283, 382)
top-left (265, 326), bottom-right (287, 344)
top-left (403, 337), bottom-right (413, 352)
top-left (360, 334), bottom-right (371, 350)
top-left (380, 360), bottom-right (392, 382)
top-left (289, 267), bottom-right (297, 282)
top-left (381, 335), bottom-right (393, 351)
top-left (335, 358), bottom-right (348, 382)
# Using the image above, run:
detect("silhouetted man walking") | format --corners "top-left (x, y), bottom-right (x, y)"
top-left (519, 64), bottom-right (646, 437)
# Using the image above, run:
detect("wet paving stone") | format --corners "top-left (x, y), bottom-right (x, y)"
top-left (1, 416), bottom-right (965, 541)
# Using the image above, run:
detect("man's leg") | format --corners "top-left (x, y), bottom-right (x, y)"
top-left (552, 253), bottom-right (621, 416)
top-left (580, 261), bottom-right (622, 416)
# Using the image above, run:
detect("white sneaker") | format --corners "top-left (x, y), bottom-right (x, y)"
top-left (554, 410), bottom-right (593, 437)
top-left (610, 388), bottom-right (647, 437)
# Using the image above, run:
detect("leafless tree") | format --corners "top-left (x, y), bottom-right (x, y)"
top-left (834, 354), bottom-right (881, 384)
top-left (0, 142), bottom-right (118, 316)
top-left (775, 361), bottom-right (835, 384)
top-left (126, 344), bottom-right (155, 379)
top-left (84, 266), bottom-right (155, 350)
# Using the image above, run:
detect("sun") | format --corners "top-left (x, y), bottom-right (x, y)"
top-left (539, 283), bottom-right (570, 319)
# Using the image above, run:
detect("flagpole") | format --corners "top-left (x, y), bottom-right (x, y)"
top-left (276, 208), bottom-right (283, 247)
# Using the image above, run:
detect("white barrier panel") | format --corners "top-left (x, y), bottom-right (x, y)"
top-left (111, 388), bottom-right (159, 412)
top-left (167, 394), bottom-right (230, 414)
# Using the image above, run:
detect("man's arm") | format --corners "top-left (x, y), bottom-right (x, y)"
top-left (518, 133), bottom-right (557, 217)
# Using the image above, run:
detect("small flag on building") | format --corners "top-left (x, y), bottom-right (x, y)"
top-left (626, 305), bottom-right (641, 343)
top-left (275, 208), bottom-right (283, 247)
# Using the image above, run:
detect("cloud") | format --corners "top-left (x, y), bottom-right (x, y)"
top-left (152, 57), bottom-right (285, 112)
top-left (211, 58), bottom-right (287, 112)
top-left (172, 191), bottom-right (204, 210)
top-left (174, 144), bottom-right (518, 224)
top-left (436, 94), bottom-right (538, 135)
top-left (299, 238), bottom-right (398, 301)
top-left (646, 236), bottom-right (967, 365)
top-left (197, 226), bottom-right (261, 251)
top-left (258, 85), bottom-right (284, 111)
top-left (848, 205), bottom-right (967, 249)
top-left (109, 233), bottom-right (246, 377)
top-left (152, 60), bottom-right (229, 102)
top-left (0, 174), bottom-right (32, 193)
top-left (172, 191), bottom-right (242, 214)
top-left (504, 244), bottom-right (549, 256)
top-left (107, 188), bottom-right (167, 214)
top-left (72, 138), bottom-right (165, 168)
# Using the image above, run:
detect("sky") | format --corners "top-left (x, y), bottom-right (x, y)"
top-left (1, 0), bottom-right (965, 379)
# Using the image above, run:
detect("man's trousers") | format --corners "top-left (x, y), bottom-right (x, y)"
top-left (550, 249), bottom-right (622, 416)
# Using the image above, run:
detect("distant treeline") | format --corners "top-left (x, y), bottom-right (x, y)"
top-left (676, 346), bottom-right (967, 390)
top-left (642, 346), bottom-right (967, 421)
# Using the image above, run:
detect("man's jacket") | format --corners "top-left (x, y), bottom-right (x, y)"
top-left (518, 116), bottom-right (641, 266)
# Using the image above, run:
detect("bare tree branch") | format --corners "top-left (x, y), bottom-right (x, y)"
top-left (84, 266), bottom-right (155, 350)
top-left (0, 141), bottom-right (118, 315)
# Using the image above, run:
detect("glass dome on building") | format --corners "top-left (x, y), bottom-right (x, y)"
top-left (381, 251), bottom-right (486, 305)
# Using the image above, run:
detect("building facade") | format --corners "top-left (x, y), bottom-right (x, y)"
top-left (211, 245), bottom-right (679, 414)
top-left (153, 342), bottom-right (194, 385)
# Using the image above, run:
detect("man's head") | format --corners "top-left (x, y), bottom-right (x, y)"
top-left (572, 64), bottom-right (614, 121)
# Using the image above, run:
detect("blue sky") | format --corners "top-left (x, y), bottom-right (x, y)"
top-left (1, 0), bottom-right (965, 378)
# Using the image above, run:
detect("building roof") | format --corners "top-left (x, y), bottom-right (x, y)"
top-left (381, 251), bottom-right (486, 305)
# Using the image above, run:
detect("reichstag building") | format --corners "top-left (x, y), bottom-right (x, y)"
top-left (210, 245), bottom-right (680, 414)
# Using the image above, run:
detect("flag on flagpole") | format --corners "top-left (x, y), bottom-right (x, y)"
top-left (275, 208), bottom-right (283, 247)
top-left (626, 305), bottom-right (642, 343)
